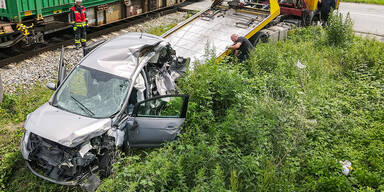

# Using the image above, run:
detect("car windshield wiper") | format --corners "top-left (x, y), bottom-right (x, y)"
top-left (70, 95), bottom-right (95, 116)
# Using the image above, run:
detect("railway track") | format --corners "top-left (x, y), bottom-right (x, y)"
top-left (0, 5), bottom-right (190, 68)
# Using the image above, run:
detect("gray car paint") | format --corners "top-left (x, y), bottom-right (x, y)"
top-left (128, 117), bottom-right (184, 147)
top-left (24, 103), bottom-right (111, 148)
top-left (24, 33), bottom-right (168, 148)
top-left (80, 32), bottom-right (163, 79)
top-left (21, 32), bottom-right (189, 186)
top-left (23, 33), bottom-right (186, 149)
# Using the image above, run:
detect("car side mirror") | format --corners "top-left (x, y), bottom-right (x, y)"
top-left (131, 120), bottom-right (138, 130)
top-left (46, 82), bottom-right (56, 91)
top-left (126, 118), bottom-right (138, 130)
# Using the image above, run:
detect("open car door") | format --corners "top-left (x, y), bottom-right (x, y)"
top-left (57, 45), bottom-right (67, 88)
top-left (128, 95), bottom-right (189, 147)
top-left (47, 45), bottom-right (67, 91)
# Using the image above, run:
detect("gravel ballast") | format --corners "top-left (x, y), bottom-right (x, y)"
top-left (0, 12), bottom-right (187, 94)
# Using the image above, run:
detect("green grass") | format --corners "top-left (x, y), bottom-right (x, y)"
top-left (148, 23), bottom-right (178, 36)
top-left (0, 18), bottom-right (190, 192)
top-left (147, 11), bottom-right (195, 36)
top-left (1, 13), bottom-right (384, 192)
top-left (98, 14), bottom-right (384, 192)
top-left (0, 85), bottom-right (81, 192)
top-left (342, 0), bottom-right (384, 5)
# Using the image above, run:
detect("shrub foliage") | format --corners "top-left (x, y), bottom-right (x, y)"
top-left (0, 14), bottom-right (383, 191)
top-left (98, 24), bottom-right (384, 192)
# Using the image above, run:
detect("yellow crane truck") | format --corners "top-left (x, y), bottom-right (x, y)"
top-left (161, 0), bottom-right (339, 63)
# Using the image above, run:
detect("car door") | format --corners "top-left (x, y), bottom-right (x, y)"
top-left (127, 94), bottom-right (189, 147)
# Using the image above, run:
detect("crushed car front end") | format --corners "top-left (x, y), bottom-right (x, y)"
top-left (23, 131), bottom-right (96, 185)
top-left (20, 101), bottom-right (119, 186)
top-left (21, 129), bottom-right (116, 185)
top-left (20, 32), bottom-right (189, 189)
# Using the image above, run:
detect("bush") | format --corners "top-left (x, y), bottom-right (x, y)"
top-left (1, 22), bottom-right (383, 192)
top-left (98, 25), bottom-right (384, 192)
top-left (326, 12), bottom-right (354, 47)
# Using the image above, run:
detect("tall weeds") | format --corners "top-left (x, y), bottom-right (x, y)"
top-left (326, 12), bottom-right (354, 47)
top-left (0, 13), bottom-right (383, 191)
top-left (98, 13), bottom-right (384, 191)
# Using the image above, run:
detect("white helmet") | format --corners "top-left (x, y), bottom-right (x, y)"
top-left (75, 0), bottom-right (82, 3)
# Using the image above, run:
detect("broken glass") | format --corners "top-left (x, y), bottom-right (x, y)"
top-left (53, 66), bottom-right (131, 118)
top-left (136, 96), bottom-right (184, 118)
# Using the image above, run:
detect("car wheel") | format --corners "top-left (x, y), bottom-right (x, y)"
top-left (122, 127), bottom-right (130, 152)
top-left (252, 31), bottom-right (268, 46)
top-left (99, 150), bottom-right (114, 178)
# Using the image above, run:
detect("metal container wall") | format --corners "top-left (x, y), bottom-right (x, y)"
top-left (305, 0), bottom-right (340, 11)
top-left (0, 0), bottom-right (186, 26)
top-left (304, 0), bottom-right (318, 11)
top-left (126, 0), bottom-right (144, 17)
top-left (0, 0), bottom-right (117, 22)
top-left (149, 0), bottom-right (158, 11)
top-left (105, 3), bottom-right (122, 24)
top-left (167, 0), bottom-right (177, 7)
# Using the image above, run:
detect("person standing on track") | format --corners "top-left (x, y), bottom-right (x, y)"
top-left (70, 0), bottom-right (88, 50)
top-left (228, 34), bottom-right (254, 63)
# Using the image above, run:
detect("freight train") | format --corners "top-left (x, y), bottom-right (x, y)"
top-left (0, 0), bottom-right (188, 48)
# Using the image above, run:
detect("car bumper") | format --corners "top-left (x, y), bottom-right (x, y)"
top-left (26, 161), bottom-right (97, 186)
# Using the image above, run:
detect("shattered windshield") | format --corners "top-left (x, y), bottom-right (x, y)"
top-left (53, 66), bottom-right (130, 118)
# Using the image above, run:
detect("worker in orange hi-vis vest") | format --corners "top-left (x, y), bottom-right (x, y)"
top-left (69, 0), bottom-right (88, 50)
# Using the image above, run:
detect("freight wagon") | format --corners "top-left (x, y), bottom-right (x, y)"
top-left (0, 0), bottom-right (188, 48)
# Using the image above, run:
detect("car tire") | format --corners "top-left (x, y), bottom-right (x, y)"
top-left (252, 31), bottom-right (268, 46)
top-left (99, 150), bottom-right (114, 178)
top-left (122, 127), bottom-right (130, 152)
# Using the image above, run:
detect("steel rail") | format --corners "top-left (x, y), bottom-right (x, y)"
top-left (0, 5), bottom-right (187, 68)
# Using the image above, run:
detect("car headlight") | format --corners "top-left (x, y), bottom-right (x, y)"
top-left (21, 130), bottom-right (31, 160)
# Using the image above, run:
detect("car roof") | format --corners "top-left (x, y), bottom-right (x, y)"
top-left (80, 32), bottom-right (165, 79)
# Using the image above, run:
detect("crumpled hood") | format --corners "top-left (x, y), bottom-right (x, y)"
top-left (25, 103), bottom-right (111, 148)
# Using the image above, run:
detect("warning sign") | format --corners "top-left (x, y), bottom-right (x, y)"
top-left (0, 0), bottom-right (6, 9)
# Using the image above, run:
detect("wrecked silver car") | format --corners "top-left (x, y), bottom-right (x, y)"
top-left (21, 32), bottom-right (189, 187)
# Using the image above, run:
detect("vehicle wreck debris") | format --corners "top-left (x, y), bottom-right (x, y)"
top-left (21, 32), bottom-right (190, 190)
